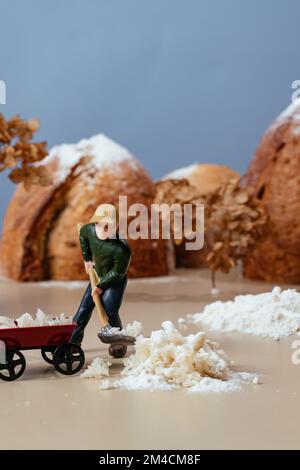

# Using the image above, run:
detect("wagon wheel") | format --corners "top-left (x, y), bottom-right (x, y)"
top-left (53, 344), bottom-right (85, 375)
top-left (41, 346), bottom-right (56, 365)
top-left (0, 349), bottom-right (26, 381)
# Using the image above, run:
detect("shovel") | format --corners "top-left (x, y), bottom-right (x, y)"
top-left (88, 268), bottom-right (135, 346)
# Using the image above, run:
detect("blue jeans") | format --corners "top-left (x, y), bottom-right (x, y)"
top-left (71, 276), bottom-right (127, 344)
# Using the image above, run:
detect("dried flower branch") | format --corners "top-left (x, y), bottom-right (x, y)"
top-left (204, 180), bottom-right (268, 284)
top-left (0, 114), bottom-right (52, 189)
top-left (154, 178), bottom-right (204, 244)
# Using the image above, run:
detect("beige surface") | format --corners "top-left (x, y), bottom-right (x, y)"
top-left (0, 268), bottom-right (299, 450)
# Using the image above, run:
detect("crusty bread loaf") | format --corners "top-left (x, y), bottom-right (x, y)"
top-left (243, 100), bottom-right (300, 282)
top-left (161, 163), bottom-right (240, 268)
top-left (165, 163), bottom-right (239, 196)
top-left (0, 134), bottom-right (172, 281)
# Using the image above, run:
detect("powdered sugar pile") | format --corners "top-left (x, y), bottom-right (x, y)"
top-left (81, 357), bottom-right (111, 379)
top-left (121, 320), bottom-right (143, 337)
top-left (0, 316), bottom-right (14, 329)
top-left (270, 98), bottom-right (300, 136)
top-left (36, 280), bottom-right (86, 290)
top-left (187, 287), bottom-right (300, 340)
top-left (84, 321), bottom-right (258, 393)
top-left (44, 133), bottom-right (136, 182)
top-left (0, 309), bottom-right (72, 329)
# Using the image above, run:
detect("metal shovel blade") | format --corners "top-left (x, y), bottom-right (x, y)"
top-left (97, 325), bottom-right (136, 345)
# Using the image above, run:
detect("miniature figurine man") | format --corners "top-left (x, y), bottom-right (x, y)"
top-left (71, 205), bottom-right (131, 358)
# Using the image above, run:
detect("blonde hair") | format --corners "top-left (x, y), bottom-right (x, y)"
top-left (89, 204), bottom-right (119, 226)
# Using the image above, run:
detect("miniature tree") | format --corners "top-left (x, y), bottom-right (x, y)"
top-left (0, 114), bottom-right (52, 189)
top-left (155, 177), bottom-right (268, 289)
top-left (204, 180), bottom-right (268, 288)
top-left (154, 178), bottom-right (204, 245)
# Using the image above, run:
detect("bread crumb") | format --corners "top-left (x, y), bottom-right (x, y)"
top-left (122, 321), bottom-right (143, 337)
top-left (102, 321), bottom-right (257, 393)
top-left (211, 288), bottom-right (220, 297)
top-left (0, 309), bottom-right (72, 329)
top-left (0, 315), bottom-right (14, 329)
top-left (80, 357), bottom-right (111, 379)
top-left (98, 379), bottom-right (113, 390)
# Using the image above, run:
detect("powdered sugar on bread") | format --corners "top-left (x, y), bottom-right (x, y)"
top-left (44, 133), bottom-right (136, 181)
top-left (164, 163), bottom-right (198, 180)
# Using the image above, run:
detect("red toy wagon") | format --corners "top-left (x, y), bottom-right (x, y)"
top-left (0, 322), bottom-right (85, 381)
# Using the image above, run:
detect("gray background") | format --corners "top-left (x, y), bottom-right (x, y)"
top-left (0, 0), bottom-right (298, 230)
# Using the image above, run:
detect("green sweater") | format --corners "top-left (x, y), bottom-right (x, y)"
top-left (79, 223), bottom-right (131, 289)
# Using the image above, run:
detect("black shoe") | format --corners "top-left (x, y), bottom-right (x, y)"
top-left (97, 326), bottom-right (135, 346)
top-left (108, 344), bottom-right (127, 358)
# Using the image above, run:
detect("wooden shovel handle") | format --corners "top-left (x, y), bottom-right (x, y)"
top-left (88, 268), bottom-right (109, 327)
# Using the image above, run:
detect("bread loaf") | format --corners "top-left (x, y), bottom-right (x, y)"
top-left (0, 134), bottom-right (172, 281)
top-left (161, 163), bottom-right (239, 268)
top-left (243, 100), bottom-right (300, 282)
top-left (165, 163), bottom-right (239, 196)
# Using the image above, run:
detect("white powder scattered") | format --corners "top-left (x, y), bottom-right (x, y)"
top-left (115, 374), bottom-right (177, 392)
top-left (80, 357), bottom-right (111, 379)
top-left (130, 275), bottom-right (189, 284)
top-left (122, 321), bottom-right (143, 337)
top-left (188, 377), bottom-right (240, 393)
top-left (189, 287), bottom-right (300, 340)
top-left (102, 321), bottom-right (143, 338)
top-left (98, 379), bottom-right (113, 390)
top-left (0, 309), bottom-right (72, 329)
top-left (16, 312), bottom-right (36, 327)
top-left (95, 321), bottom-right (258, 393)
top-left (163, 163), bottom-right (198, 180)
top-left (188, 371), bottom-right (258, 393)
top-left (0, 316), bottom-right (14, 329)
top-left (35, 281), bottom-right (86, 290)
top-left (210, 287), bottom-right (220, 297)
top-left (43, 133), bottom-right (136, 182)
top-left (177, 317), bottom-right (188, 331)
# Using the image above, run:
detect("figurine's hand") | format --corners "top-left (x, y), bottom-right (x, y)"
top-left (84, 260), bottom-right (94, 273)
top-left (92, 286), bottom-right (102, 297)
